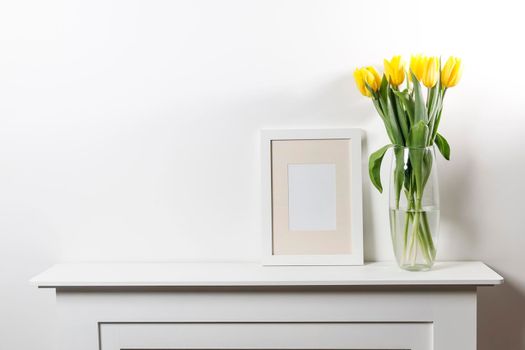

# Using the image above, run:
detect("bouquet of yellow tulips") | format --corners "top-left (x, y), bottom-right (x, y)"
top-left (354, 55), bottom-right (462, 270)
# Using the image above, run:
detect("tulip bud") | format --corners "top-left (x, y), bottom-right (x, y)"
top-left (384, 55), bottom-right (406, 87)
top-left (410, 54), bottom-right (425, 81)
top-left (353, 66), bottom-right (382, 97)
top-left (421, 56), bottom-right (439, 88)
top-left (410, 55), bottom-right (439, 88)
top-left (441, 56), bottom-right (463, 88)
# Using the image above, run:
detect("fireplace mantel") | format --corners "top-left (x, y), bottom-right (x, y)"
top-left (31, 261), bottom-right (502, 350)
top-left (31, 261), bottom-right (502, 288)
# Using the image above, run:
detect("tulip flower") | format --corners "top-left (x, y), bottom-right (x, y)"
top-left (384, 55), bottom-right (406, 87)
top-left (353, 66), bottom-right (382, 97)
top-left (441, 56), bottom-right (463, 88)
top-left (410, 54), bottom-right (425, 81)
top-left (421, 56), bottom-right (439, 88)
top-left (410, 55), bottom-right (439, 88)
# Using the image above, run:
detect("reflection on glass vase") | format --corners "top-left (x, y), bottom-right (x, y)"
top-left (389, 146), bottom-right (440, 271)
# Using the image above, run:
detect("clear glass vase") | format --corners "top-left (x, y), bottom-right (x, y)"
top-left (389, 146), bottom-right (440, 271)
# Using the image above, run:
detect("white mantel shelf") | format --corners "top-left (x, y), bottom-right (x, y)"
top-left (34, 261), bottom-right (503, 350)
top-left (30, 261), bottom-right (502, 288)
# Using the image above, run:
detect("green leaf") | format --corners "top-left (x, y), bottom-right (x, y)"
top-left (422, 150), bottom-right (433, 189)
top-left (434, 132), bottom-right (451, 160)
top-left (377, 76), bottom-right (389, 118)
top-left (411, 72), bottom-right (428, 123)
top-left (393, 89), bottom-right (415, 125)
top-left (428, 88), bottom-right (443, 137)
top-left (372, 99), bottom-right (397, 144)
top-left (393, 147), bottom-right (406, 208)
top-left (430, 89), bottom-right (446, 141)
top-left (427, 84), bottom-right (440, 121)
top-left (379, 75), bottom-right (388, 98)
top-left (369, 144), bottom-right (393, 193)
top-left (409, 149), bottom-right (424, 202)
top-left (388, 88), bottom-right (408, 143)
top-left (407, 121), bottom-right (430, 201)
top-left (407, 120), bottom-right (429, 148)
top-left (372, 98), bottom-right (386, 119)
top-left (385, 89), bottom-right (404, 145)
top-left (375, 79), bottom-right (403, 145)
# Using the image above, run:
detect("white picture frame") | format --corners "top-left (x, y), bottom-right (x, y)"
top-left (261, 129), bottom-right (364, 265)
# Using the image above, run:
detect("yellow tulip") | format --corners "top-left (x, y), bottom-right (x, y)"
top-left (353, 66), bottom-right (382, 97)
top-left (410, 55), bottom-right (439, 88)
top-left (441, 56), bottom-right (463, 88)
top-left (410, 54), bottom-right (425, 81)
top-left (421, 56), bottom-right (439, 88)
top-left (384, 55), bottom-right (406, 87)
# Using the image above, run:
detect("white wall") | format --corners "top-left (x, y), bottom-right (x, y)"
top-left (1, 0), bottom-right (524, 348)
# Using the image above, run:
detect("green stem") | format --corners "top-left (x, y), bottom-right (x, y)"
top-left (410, 196), bottom-right (433, 266)
top-left (416, 212), bottom-right (432, 265)
top-left (420, 212), bottom-right (436, 259)
top-left (397, 152), bottom-right (437, 269)
top-left (411, 230), bottom-right (418, 265)
top-left (403, 195), bottom-right (414, 255)
top-left (407, 208), bottom-right (420, 265)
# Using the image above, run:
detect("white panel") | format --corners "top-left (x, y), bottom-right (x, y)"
top-left (56, 287), bottom-right (477, 350)
top-left (288, 163), bottom-right (337, 231)
top-left (100, 322), bottom-right (432, 350)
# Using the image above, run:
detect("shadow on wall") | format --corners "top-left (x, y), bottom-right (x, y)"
top-left (438, 150), bottom-right (480, 257)
top-left (437, 102), bottom-right (525, 349)
top-left (439, 144), bottom-right (525, 348)
top-left (360, 131), bottom-right (377, 260)
top-left (478, 279), bottom-right (525, 349)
